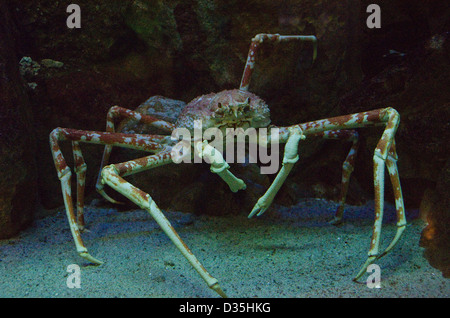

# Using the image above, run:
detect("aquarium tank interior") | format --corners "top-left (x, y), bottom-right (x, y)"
top-left (0, 0), bottom-right (448, 300)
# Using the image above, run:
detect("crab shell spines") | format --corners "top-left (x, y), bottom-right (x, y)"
top-left (175, 89), bottom-right (271, 132)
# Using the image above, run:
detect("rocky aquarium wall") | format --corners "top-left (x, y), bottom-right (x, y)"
top-left (0, 0), bottom-right (448, 293)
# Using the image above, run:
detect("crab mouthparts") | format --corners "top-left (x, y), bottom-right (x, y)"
top-left (214, 98), bottom-right (251, 120)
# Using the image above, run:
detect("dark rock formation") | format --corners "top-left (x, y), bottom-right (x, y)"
top-left (420, 159), bottom-right (450, 278)
top-left (0, 1), bottom-right (37, 238)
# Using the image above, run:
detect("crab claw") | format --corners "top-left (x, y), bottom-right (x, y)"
top-left (352, 255), bottom-right (377, 282)
top-left (79, 251), bottom-right (103, 265)
top-left (210, 283), bottom-right (228, 298)
top-left (249, 126), bottom-right (303, 219)
top-left (248, 197), bottom-right (273, 218)
top-left (97, 185), bottom-right (125, 205)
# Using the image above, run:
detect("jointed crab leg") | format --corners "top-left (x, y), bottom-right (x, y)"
top-left (239, 33), bottom-right (317, 91)
top-left (250, 128), bottom-right (359, 221)
top-left (381, 141), bottom-right (406, 257)
top-left (315, 130), bottom-right (360, 225)
top-left (96, 106), bottom-right (174, 203)
top-left (273, 107), bottom-right (405, 280)
top-left (194, 140), bottom-right (247, 193)
top-left (72, 141), bottom-right (87, 229)
top-left (101, 152), bottom-right (228, 298)
top-left (50, 127), bottom-right (167, 264)
top-left (352, 140), bottom-right (406, 280)
top-left (248, 125), bottom-right (305, 217)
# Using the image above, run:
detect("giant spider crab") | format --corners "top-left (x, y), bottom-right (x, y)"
top-left (50, 34), bottom-right (406, 297)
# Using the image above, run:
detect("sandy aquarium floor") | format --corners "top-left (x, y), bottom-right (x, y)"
top-left (0, 198), bottom-right (448, 298)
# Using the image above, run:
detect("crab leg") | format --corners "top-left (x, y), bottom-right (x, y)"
top-left (380, 141), bottom-right (406, 258)
top-left (239, 33), bottom-right (317, 91)
top-left (275, 107), bottom-right (404, 280)
top-left (50, 127), bottom-right (167, 264)
top-left (72, 141), bottom-right (87, 229)
top-left (313, 130), bottom-right (360, 225)
top-left (251, 128), bottom-right (359, 221)
top-left (352, 140), bottom-right (406, 282)
top-left (101, 152), bottom-right (228, 298)
top-left (194, 140), bottom-right (247, 193)
top-left (96, 106), bottom-right (174, 203)
top-left (248, 125), bottom-right (305, 217)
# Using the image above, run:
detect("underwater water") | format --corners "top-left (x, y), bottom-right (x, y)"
top-left (0, 199), bottom-right (447, 298)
